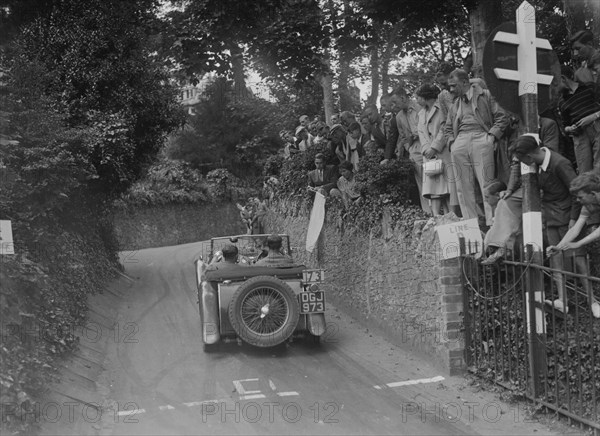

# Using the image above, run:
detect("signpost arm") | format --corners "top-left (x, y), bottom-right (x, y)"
top-left (516, 0), bottom-right (546, 398)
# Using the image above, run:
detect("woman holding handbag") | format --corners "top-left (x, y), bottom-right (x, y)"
top-left (417, 84), bottom-right (450, 216)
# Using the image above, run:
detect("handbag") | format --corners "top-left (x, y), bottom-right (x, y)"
top-left (423, 158), bottom-right (444, 176)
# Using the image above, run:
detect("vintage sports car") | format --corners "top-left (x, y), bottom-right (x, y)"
top-left (194, 234), bottom-right (326, 350)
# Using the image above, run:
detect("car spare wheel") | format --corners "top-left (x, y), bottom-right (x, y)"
top-left (228, 276), bottom-right (300, 347)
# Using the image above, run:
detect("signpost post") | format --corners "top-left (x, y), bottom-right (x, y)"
top-left (482, 1), bottom-right (550, 397)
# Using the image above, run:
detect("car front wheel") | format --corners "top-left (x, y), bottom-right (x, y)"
top-left (228, 276), bottom-right (300, 347)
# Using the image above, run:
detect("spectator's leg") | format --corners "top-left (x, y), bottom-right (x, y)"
top-left (572, 131), bottom-right (594, 174)
top-left (410, 147), bottom-right (431, 214)
top-left (590, 120), bottom-right (600, 170)
top-left (471, 132), bottom-right (496, 226)
top-left (430, 198), bottom-right (441, 216)
top-left (547, 226), bottom-right (567, 310)
top-left (444, 159), bottom-right (459, 210)
top-left (571, 253), bottom-right (593, 307)
top-left (452, 133), bottom-right (481, 222)
top-left (441, 196), bottom-right (450, 215)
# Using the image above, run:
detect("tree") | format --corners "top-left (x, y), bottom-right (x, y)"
top-left (9, 0), bottom-right (184, 196)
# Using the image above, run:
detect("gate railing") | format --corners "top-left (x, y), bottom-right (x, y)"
top-left (460, 241), bottom-right (600, 432)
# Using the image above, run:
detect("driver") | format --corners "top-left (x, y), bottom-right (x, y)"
top-left (255, 234), bottom-right (293, 266)
top-left (207, 244), bottom-right (244, 270)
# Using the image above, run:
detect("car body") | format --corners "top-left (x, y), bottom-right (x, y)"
top-left (194, 234), bottom-right (326, 350)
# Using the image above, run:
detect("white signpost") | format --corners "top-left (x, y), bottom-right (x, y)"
top-left (486, 1), bottom-right (547, 396)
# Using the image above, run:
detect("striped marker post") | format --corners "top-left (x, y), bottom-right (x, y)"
top-left (491, 1), bottom-right (549, 396)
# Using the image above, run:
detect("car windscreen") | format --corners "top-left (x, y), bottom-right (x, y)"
top-left (211, 235), bottom-right (291, 257)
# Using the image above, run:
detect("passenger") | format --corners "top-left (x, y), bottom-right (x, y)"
top-left (255, 234), bottom-right (293, 266)
top-left (207, 244), bottom-right (243, 270)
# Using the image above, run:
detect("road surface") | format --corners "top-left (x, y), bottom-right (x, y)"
top-left (82, 241), bottom-right (558, 435)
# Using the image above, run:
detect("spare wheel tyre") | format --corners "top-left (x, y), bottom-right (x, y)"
top-left (228, 275), bottom-right (300, 347)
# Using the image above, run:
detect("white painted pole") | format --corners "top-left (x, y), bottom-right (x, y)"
top-left (516, 0), bottom-right (546, 397)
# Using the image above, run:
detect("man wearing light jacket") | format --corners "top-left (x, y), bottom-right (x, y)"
top-left (445, 69), bottom-right (508, 228)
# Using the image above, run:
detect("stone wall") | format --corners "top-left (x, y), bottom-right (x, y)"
top-left (114, 202), bottom-right (244, 250)
top-left (265, 205), bottom-right (466, 375)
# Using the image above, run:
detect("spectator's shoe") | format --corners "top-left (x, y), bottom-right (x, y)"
top-left (481, 247), bottom-right (505, 265)
top-left (545, 299), bottom-right (569, 314)
top-left (591, 301), bottom-right (600, 319)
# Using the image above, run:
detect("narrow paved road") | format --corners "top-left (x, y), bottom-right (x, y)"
top-left (96, 242), bottom-right (553, 435)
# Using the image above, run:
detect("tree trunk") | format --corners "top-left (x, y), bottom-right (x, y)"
top-left (563, 0), bottom-right (587, 36)
top-left (367, 45), bottom-right (380, 105)
top-left (229, 42), bottom-right (246, 96)
top-left (593, 1), bottom-right (600, 48)
top-left (563, 0), bottom-right (599, 46)
top-left (318, 73), bottom-right (335, 125)
top-left (336, 0), bottom-right (354, 111)
top-left (381, 44), bottom-right (393, 95)
top-left (469, 0), bottom-right (503, 77)
top-left (380, 21), bottom-right (401, 96)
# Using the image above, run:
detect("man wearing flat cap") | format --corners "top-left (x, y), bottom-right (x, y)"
top-left (255, 234), bottom-right (293, 266)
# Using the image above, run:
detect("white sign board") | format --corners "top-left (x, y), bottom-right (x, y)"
top-left (0, 220), bottom-right (15, 255)
top-left (435, 218), bottom-right (483, 260)
top-left (306, 192), bottom-right (326, 253)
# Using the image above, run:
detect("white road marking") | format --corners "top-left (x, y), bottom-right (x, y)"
top-left (233, 379), bottom-right (260, 394)
top-left (374, 375), bottom-right (445, 390)
top-left (117, 408), bottom-right (146, 416)
top-left (240, 394), bottom-right (266, 400)
top-left (183, 400), bottom-right (219, 407)
top-left (141, 378), bottom-right (301, 415)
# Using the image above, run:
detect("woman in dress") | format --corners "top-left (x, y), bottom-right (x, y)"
top-left (416, 84), bottom-right (450, 216)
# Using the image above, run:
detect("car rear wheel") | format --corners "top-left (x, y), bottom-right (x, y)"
top-left (228, 276), bottom-right (300, 347)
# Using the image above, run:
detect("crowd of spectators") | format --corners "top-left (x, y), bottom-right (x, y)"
top-left (269, 28), bottom-right (600, 317)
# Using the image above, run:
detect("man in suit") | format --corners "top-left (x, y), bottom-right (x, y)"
top-left (514, 134), bottom-right (580, 313)
top-left (308, 153), bottom-right (339, 196)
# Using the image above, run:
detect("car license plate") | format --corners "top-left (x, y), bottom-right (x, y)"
top-left (302, 269), bottom-right (325, 283)
top-left (299, 291), bottom-right (325, 313)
